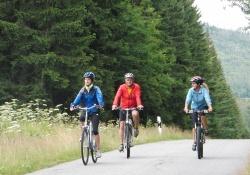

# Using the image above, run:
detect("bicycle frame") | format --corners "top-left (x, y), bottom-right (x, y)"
top-left (124, 108), bottom-right (134, 125)
top-left (189, 109), bottom-right (208, 129)
top-left (124, 108), bottom-right (135, 137)
top-left (79, 106), bottom-right (95, 145)
top-left (83, 108), bottom-right (92, 148)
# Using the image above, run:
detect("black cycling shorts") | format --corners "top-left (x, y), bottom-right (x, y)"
top-left (190, 111), bottom-right (206, 128)
top-left (119, 109), bottom-right (138, 121)
top-left (80, 113), bottom-right (99, 135)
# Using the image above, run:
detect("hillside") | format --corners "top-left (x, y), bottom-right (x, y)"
top-left (206, 26), bottom-right (250, 98)
top-left (206, 25), bottom-right (250, 132)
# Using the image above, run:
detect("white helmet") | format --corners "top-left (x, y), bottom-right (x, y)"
top-left (124, 73), bottom-right (134, 79)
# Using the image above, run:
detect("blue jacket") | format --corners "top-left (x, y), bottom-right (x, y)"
top-left (71, 85), bottom-right (104, 115)
top-left (185, 87), bottom-right (212, 110)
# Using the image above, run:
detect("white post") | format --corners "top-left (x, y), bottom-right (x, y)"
top-left (157, 116), bottom-right (162, 134)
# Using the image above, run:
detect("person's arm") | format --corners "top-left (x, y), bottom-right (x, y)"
top-left (70, 89), bottom-right (84, 110)
top-left (95, 86), bottom-right (104, 107)
top-left (203, 88), bottom-right (212, 111)
top-left (112, 85), bottom-right (122, 109)
top-left (135, 84), bottom-right (142, 107)
top-left (184, 89), bottom-right (192, 112)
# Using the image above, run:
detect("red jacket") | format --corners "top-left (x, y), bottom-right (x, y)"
top-left (113, 83), bottom-right (142, 109)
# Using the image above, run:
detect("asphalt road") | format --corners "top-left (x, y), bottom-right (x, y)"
top-left (26, 139), bottom-right (250, 175)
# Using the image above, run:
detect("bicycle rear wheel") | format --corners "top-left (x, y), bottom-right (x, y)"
top-left (81, 129), bottom-right (89, 165)
top-left (196, 127), bottom-right (203, 159)
top-left (91, 135), bottom-right (98, 163)
top-left (125, 124), bottom-right (130, 158)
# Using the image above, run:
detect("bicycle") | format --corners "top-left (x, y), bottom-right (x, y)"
top-left (113, 107), bottom-right (143, 158)
top-left (114, 107), bottom-right (136, 158)
top-left (122, 108), bottom-right (136, 159)
top-left (188, 109), bottom-right (209, 159)
top-left (75, 105), bottom-right (100, 165)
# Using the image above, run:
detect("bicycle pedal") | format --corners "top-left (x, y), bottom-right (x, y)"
top-left (118, 148), bottom-right (124, 152)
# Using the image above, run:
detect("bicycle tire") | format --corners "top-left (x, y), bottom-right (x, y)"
top-left (125, 124), bottom-right (130, 158)
top-left (196, 127), bottom-right (203, 159)
top-left (201, 130), bottom-right (204, 158)
top-left (91, 134), bottom-right (98, 163)
top-left (81, 129), bottom-right (89, 165)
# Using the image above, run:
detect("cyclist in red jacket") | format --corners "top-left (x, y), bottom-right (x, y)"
top-left (112, 73), bottom-right (143, 152)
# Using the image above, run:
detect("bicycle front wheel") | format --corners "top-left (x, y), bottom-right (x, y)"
top-left (196, 127), bottom-right (203, 159)
top-left (125, 124), bottom-right (131, 158)
top-left (201, 130), bottom-right (204, 158)
top-left (81, 129), bottom-right (89, 165)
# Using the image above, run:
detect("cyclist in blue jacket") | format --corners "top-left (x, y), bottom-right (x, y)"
top-left (184, 76), bottom-right (213, 151)
top-left (70, 71), bottom-right (104, 158)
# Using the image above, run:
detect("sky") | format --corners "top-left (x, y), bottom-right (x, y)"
top-left (193, 0), bottom-right (249, 30)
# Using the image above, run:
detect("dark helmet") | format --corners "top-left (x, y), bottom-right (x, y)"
top-left (190, 76), bottom-right (204, 85)
top-left (83, 71), bottom-right (95, 80)
top-left (124, 72), bottom-right (134, 79)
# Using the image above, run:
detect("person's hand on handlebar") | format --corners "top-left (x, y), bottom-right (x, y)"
top-left (70, 105), bottom-right (78, 111)
top-left (95, 104), bottom-right (104, 110)
top-left (112, 105), bottom-right (118, 110)
top-left (208, 105), bottom-right (213, 112)
top-left (183, 106), bottom-right (188, 114)
top-left (137, 105), bottom-right (144, 110)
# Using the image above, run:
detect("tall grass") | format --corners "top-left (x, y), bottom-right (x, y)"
top-left (0, 124), bottom-right (79, 175)
top-left (247, 165), bottom-right (250, 175)
top-left (0, 100), bottom-right (191, 175)
top-left (241, 157), bottom-right (250, 175)
top-left (237, 98), bottom-right (250, 133)
top-left (0, 124), bottom-right (191, 175)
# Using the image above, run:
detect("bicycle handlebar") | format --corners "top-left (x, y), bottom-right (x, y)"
top-left (112, 107), bottom-right (143, 111)
top-left (72, 104), bottom-right (102, 111)
top-left (188, 109), bottom-right (209, 114)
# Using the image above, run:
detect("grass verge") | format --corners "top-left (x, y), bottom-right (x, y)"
top-left (0, 122), bottom-right (191, 175)
top-left (241, 157), bottom-right (250, 175)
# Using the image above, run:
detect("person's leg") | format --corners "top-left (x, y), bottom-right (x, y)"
top-left (118, 110), bottom-right (125, 151)
top-left (95, 134), bottom-right (100, 149)
top-left (80, 112), bottom-right (86, 128)
top-left (119, 121), bottom-right (125, 144)
top-left (79, 112), bottom-right (86, 141)
top-left (192, 128), bottom-right (195, 142)
top-left (201, 115), bottom-right (208, 134)
top-left (132, 110), bottom-right (140, 128)
top-left (92, 114), bottom-right (100, 149)
top-left (92, 114), bottom-right (102, 158)
top-left (192, 128), bottom-right (196, 151)
top-left (191, 113), bottom-right (197, 151)
top-left (132, 110), bottom-right (140, 137)
top-left (201, 115), bottom-right (208, 129)
top-left (94, 133), bottom-right (101, 158)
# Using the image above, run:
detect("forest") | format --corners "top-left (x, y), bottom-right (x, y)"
top-left (0, 0), bottom-right (247, 138)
